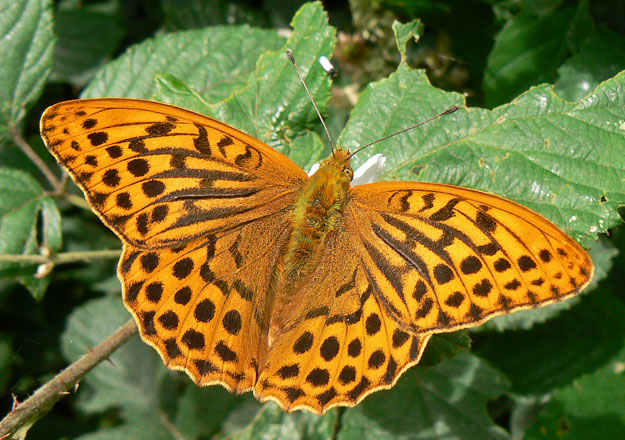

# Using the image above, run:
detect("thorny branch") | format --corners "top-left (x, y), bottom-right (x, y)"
top-left (0, 319), bottom-right (138, 439)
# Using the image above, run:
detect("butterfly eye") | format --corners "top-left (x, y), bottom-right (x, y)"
top-left (342, 166), bottom-right (353, 180)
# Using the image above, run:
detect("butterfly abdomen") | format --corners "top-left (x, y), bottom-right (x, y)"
top-left (283, 156), bottom-right (352, 282)
top-left (268, 155), bottom-right (352, 344)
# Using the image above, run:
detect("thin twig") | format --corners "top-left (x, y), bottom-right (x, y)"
top-left (159, 410), bottom-right (186, 440)
top-left (0, 319), bottom-right (138, 439)
top-left (0, 249), bottom-right (121, 264)
top-left (9, 125), bottom-right (62, 191)
top-left (60, 193), bottom-right (91, 210)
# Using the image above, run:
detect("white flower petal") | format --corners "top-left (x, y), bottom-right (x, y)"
top-left (307, 162), bottom-right (320, 176)
top-left (352, 153), bottom-right (386, 186)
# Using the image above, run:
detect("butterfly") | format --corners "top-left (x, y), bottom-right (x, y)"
top-left (40, 97), bottom-right (593, 414)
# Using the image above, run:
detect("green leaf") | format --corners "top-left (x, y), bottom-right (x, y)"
top-left (341, 65), bottom-right (625, 240)
top-left (224, 403), bottom-right (337, 440)
top-left (418, 331), bottom-right (471, 367)
top-left (50, 7), bottom-right (125, 87)
top-left (82, 25), bottom-right (284, 103)
top-left (0, 168), bottom-right (61, 298)
top-left (392, 19), bottom-right (424, 63)
top-left (287, 131), bottom-right (325, 170)
top-left (555, 24), bottom-right (625, 101)
top-left (213, 2), bottom-right (336, 153)
top-left (338, 352), bottom-right (509, 440)
top-left (483, 7), bottom-right (577, 107)
top-left (61, 295), bottom-right (163, 414)
top-left (524, 344), bottom-right (625, 439)
top-left (476, 288), bottom-right (625, 395)
top-left (150, 2), bottom-right (335, 167)
top-left (167, 384), bottom-right (242, 439)
top-left (0, 0), bottom-right (54, 140)
top-left (151, 71), bottom-right (323, 171)
top-left (75, 413), bottom-right (176, 440)
top-left (152, 73), bottom-right (212, 117)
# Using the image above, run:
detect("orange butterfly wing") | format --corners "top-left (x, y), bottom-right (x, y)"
top-left (255, 225), bottom-right (429, 413)
top-left (254, 180), bottom-right (593, 413)
top-left (118, 212), bottom-right (291, 392)
top-left (347, 182), bottom-right (594, 334)
top-left (40, 98), bottom-right (306, 248)
top-left (41, 98), bottom-right (306, 391)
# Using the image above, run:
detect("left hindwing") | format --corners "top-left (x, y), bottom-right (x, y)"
top-left (346, 182), bottom-right (594, 334)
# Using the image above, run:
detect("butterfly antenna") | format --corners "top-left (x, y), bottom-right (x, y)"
top-left (286, 50), bottom-right (336, 154)
top-left (347, 105), bottom-right (460, 160)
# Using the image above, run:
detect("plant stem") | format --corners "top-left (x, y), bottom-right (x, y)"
top-left (10, 125), bottom-right (62, 192)
top-left (60, 193), bottom-right (91, 211)
top-left (0, 249), bottom-right (121, 264)
top-left (0, 319), bottom-right (138, 439)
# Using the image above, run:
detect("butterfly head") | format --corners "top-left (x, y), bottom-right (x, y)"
top-left (321, 147), bottom-right (353, 184)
